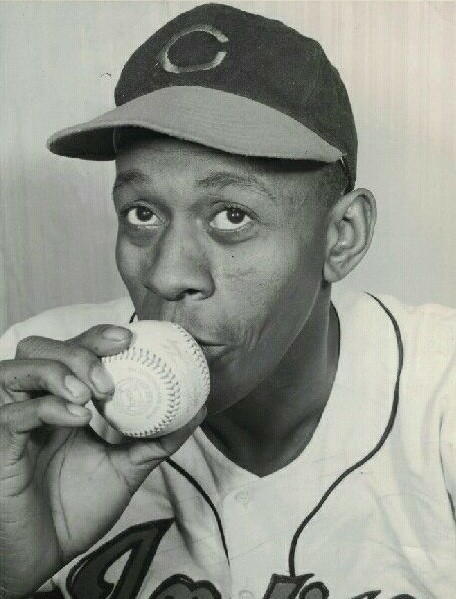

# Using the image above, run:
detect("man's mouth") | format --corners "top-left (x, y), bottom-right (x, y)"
top-left (192, 337), bottom-right (230, 360)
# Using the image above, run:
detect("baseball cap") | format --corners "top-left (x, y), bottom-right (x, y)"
top-left (47, 3), bottom-right (357, 190)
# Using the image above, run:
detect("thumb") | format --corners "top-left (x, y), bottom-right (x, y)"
top-left (106, 406), bottom-right (207, 492)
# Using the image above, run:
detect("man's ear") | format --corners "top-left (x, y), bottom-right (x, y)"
top-left (323, 188), bottom-right (376, 283)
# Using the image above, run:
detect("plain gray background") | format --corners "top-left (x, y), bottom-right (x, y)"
top-left (1, 1), bottom-right (455, 334)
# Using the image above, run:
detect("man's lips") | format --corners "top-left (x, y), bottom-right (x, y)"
top-left (192, 337), bottom-right (231, 360)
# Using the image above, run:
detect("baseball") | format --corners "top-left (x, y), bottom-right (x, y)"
top-left (96, 320), bottom-right (210, 438)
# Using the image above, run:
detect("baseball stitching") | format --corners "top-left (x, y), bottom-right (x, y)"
top-left (103, 347), bottom-right (181, 437)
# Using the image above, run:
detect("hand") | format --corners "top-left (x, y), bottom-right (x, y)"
top-left (0, 325), bottom-right (206, 599)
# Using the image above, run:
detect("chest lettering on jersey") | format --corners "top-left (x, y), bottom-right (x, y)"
top-left (66, 523), bottom-right (418, 599)
top-left (351, 595), bottom-right (416, 599)
top-left (264, 577), bottom-right (416, 599)
top-left (150, 574), bottom-right (221, 599)
top-left (66, 519), bottom-right (173, 599)
top-left (263, 574), bottom-right (328, 599)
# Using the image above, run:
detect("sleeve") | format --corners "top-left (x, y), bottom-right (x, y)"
top-left (0, 296), bottom-right (133, 361)
top-left (0, 307), bottom-right (74, 361)
top-left (0, 322), bottom-right (21, 360)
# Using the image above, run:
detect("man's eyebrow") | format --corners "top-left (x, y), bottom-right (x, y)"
top-left (113, 169), bottom-right (152, 191)
top-left (196, 171), bottom-right (277, 203)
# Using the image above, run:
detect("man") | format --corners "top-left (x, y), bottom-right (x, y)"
top-left (0, 4), bottom-right (455, 599)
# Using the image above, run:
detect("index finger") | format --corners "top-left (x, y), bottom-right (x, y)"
top-left (68, 324), bottom-right (133, 357)
top-left (15, 327), bottom-right (132, 399)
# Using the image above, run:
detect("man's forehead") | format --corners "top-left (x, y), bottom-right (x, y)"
top-left (113, 169), bottom-right (150, 191)
top-left (113, 138), bottom-right (274, 194)
top-left (112, 165), bottom-right (281, 209)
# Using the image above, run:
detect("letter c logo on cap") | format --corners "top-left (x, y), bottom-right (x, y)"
top-left (159, 25), bottom-right (229, 74)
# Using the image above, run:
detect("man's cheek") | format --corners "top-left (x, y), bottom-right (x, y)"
top-left (116, 240), bottom-right (149, 296)
top-left (116, 237), bottom-right (137, 280)
top-left (216, 241), bottom-right (299, 295)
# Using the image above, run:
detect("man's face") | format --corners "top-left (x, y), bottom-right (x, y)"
top-left (114, 136), bottom-right (330, 413)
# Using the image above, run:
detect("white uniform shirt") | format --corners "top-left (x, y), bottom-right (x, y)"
top-left (1, 288), bottom-right (456, 599)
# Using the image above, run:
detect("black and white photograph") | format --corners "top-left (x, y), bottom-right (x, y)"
top-left (0, 2), bottom-right (455, 598)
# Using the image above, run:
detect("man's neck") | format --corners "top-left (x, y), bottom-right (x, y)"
top-left (202, 293), bottom-right (340, 477)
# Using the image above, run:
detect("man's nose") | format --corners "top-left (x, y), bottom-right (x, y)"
top-left (144, 223), bottom-right (215, 302)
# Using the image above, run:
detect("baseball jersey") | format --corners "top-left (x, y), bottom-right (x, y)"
top-left (1, 287), bottom-right (456, 599)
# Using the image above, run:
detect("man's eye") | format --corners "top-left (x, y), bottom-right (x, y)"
top-left (124, 206), bottom-right (159, 226)
top-left (210, 207), bottom-right (252, 231)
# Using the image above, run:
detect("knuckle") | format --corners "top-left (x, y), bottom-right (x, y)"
top-left (15, 335), bottom-right (39, 358)
top-left (15, 334), bottom-right (57, 359)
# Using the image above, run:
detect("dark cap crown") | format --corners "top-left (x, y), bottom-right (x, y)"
top-left (48, 3), bottom-right (357, 189)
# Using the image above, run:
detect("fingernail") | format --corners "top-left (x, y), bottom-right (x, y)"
top-left (91, 364), bottom-right (115, 394)
top-left (65, 375), bottom-right (89, 398)
top-left (67, 404), bottom-right (90, 417)
top-left (102, 327), bottom-right (131, 341)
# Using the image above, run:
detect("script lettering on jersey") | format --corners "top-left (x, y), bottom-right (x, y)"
top-left (65, 522), bottom-right (419, 599)
top-left (66, 519), bottom-right (173, 599)
top-left (154, 573), bottom-right (416, 599)
top-left (262, 574), bottom-right (329, 599)
top-left (150, 574), bottom-right (221, 599)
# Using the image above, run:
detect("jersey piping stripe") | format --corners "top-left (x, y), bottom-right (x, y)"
top-left (165, 457), bottom-right (230, 563)
top-left (287, 293), bottom-right (404, 576)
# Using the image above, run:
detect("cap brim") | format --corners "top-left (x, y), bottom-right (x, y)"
top-left (47, 86), bottom-right (343, 163)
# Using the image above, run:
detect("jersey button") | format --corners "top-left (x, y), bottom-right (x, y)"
top-left (239, 589), bottom-right (254, 599)
top-left (234, 491), bottom-right (250, 505)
